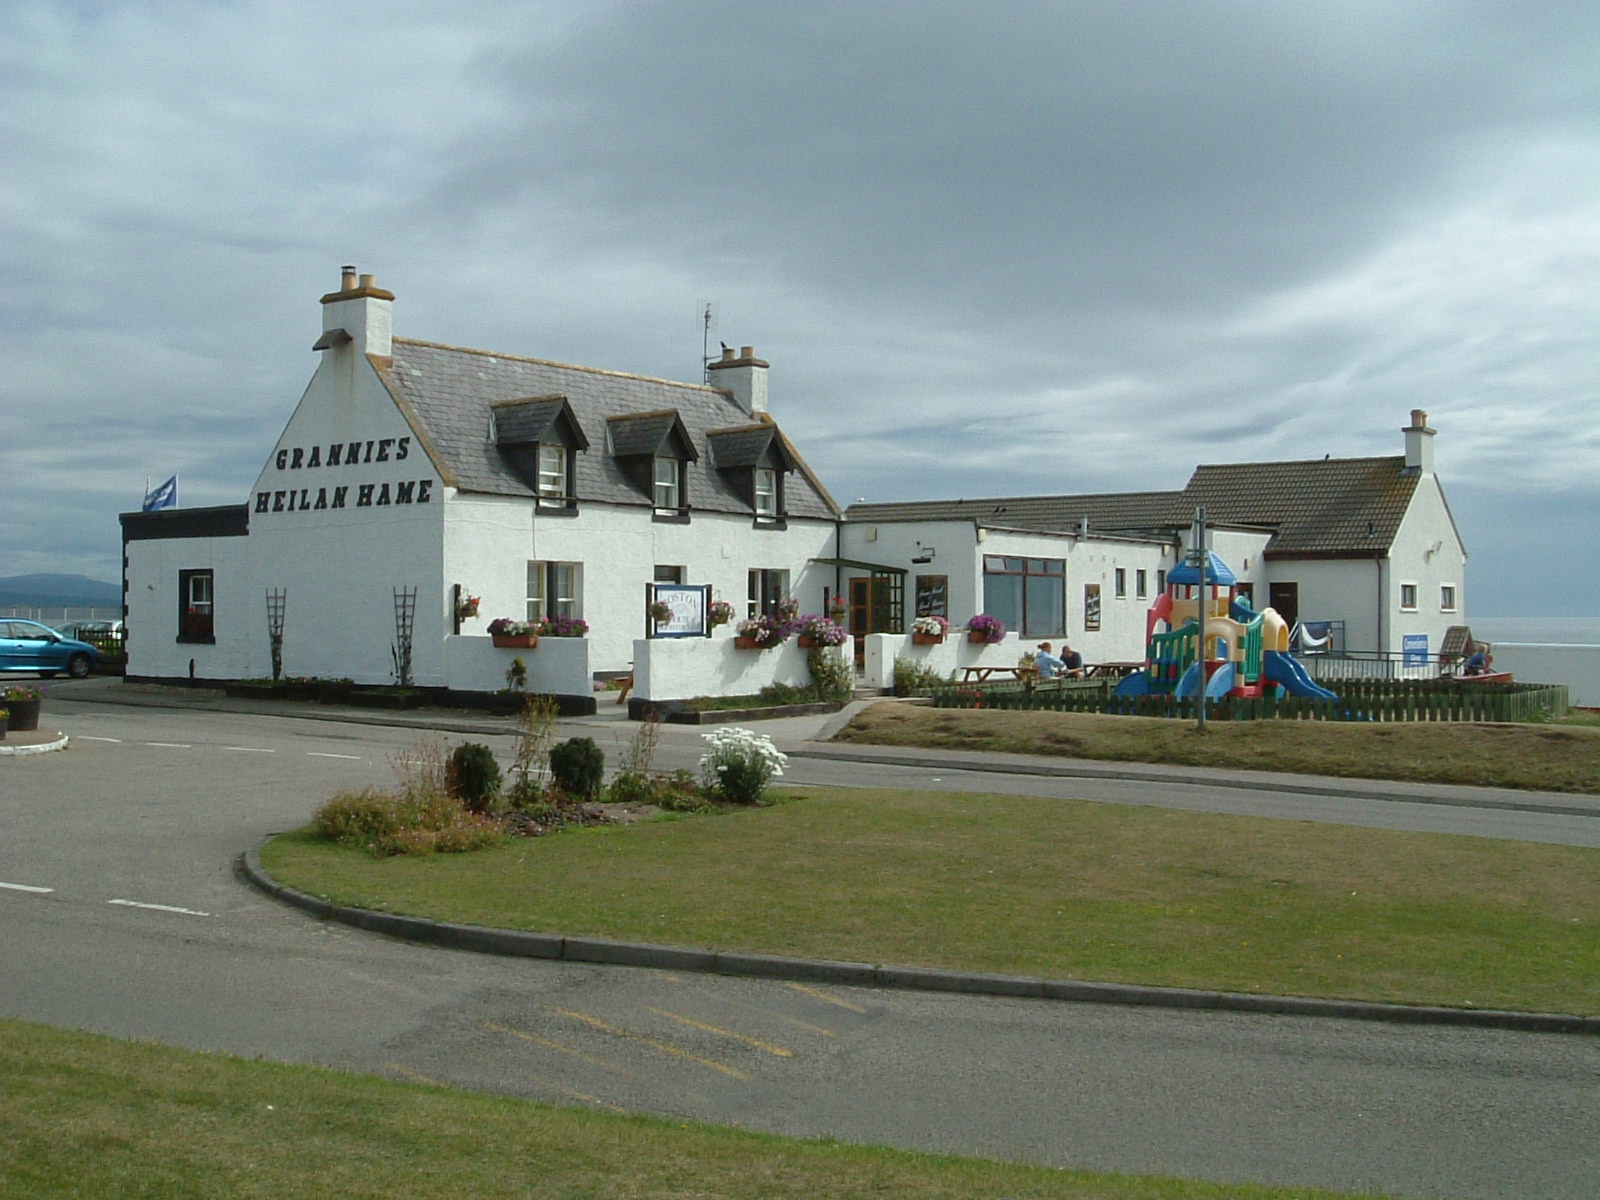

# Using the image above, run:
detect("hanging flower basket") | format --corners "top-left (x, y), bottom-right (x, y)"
top-left (455, 594), bottom-right (480, 621)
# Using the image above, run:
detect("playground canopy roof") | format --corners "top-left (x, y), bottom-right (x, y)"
top-left (1168, 550), bottom-right (1237, 586)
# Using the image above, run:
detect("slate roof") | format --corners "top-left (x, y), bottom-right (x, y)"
top-left (846, 456), bottom-right (1425, 558)
top-left (491, 396), bottom-right (588, 450)
top-left (708, 424), bottom-right (797, 471)
top-left (374, 338), bottom-right (839, 519)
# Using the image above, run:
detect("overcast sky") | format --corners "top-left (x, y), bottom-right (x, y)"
top-left (4, 1), bottom-right (1596, 616)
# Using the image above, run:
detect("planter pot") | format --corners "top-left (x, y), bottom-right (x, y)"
top-left (734, 636), bottom-right (768, 650)
top-left (967, 630), bottom-right (993, 644)
top-left (912, 632), bottom-right (945, 645)
top-left (492, 634), bottom-right (539, 649)
top-left (4, 698), bottom-right (42, 731)
top-left (798, 635), bottom-right (820, 649)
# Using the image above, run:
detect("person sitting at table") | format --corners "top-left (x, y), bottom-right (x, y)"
top-left (1462, 642), bottom-right (1491, 676)
top-left (1034, 642), bottom-right (1068, 679)
top-left (1060, 641), bottom-right (1086, 678)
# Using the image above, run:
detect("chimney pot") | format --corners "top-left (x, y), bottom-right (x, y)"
top-left (359, 273), bottom-right (377, 290)
top-left (340, 265), bottom-right (357, 292)
top-left (740, 346), bottom-right (754, 359)
top-left (1410, 408), bottom-right (1428, 429)
top-left (721, 347), bottom-right (736, 361)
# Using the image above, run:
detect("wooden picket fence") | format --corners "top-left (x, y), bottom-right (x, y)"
top-left (930, 677), bottom-right (1570, 723)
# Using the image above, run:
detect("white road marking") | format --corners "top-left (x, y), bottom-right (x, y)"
top-left (224, 746), bottom-right (276, 753)
top-left (0, 881), bottom-right (54, 894)
top-left (78, 736), bottom-right (122, 743)
top-left (108, 899), bottom-right (211, 917)
top-left (307, 752), bottom-right (363, 760)
top-left (145, 742), bottom-right (192, 748)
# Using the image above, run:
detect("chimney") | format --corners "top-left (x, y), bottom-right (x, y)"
top-left (317, 264), bottom-right (395, 357)
top-left (706, 344), bottom-right (770, 417)
top-left (1403, 408), bottom-right (1434, 474)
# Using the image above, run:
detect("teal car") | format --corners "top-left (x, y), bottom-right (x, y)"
top-left (0, 619), bottom-right (100, 678)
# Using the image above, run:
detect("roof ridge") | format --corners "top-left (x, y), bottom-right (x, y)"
top-left (1191, 453), bottom-right (1404, 471)
top-left (393, 337), bottom-right (720, 394)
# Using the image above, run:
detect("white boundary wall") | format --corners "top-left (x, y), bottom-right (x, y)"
top-left (632, 631), bottom-right (846, 702)
top-left (444, 634), bottom-right (591, 697)
top-left (860, 631), bottom-right (1023, 690)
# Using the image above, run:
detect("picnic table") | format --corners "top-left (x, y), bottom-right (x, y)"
top-left (958, 665), bottom-right (1038, 684)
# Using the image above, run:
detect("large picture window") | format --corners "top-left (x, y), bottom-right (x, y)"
top-left (982, 556), bottom-right (1065, 637)
top-left (527, 560), bottom-right (580, 623)
top-left (177, 568), bottom-right (214, 643)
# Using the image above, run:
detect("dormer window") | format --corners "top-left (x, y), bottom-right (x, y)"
top-left (493, 394), bottom-right (588, 512)
top-left (654, 455), bottom-right (683, 512)
top-left (607, 410), bottom-right (697, 521)
top-left (538, 443), bottom-right (568, 502)
top-left (708, 424), bottom-right (794, 527)
top-left (754, 467), bottom-right (778, 517)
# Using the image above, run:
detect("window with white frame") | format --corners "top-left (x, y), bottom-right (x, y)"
top-left (178, 568), bottom-right (214, 642)
top-left (653, 456), bottom-right (682, 512)
top-left (537, 443), bottom-right (568, 501)
top-left (754, 467), bottom-right (778, 517)
top-left (747, 568), bottom-right (789, 617)
top-left (1399, 582), bottom-right (1418, 611)
top-left (1440, 584), bottom-right (1457, 612)
top-left (1114, 567), bottom-right (1127, 598)
top-left (527, 560), bottom-right (580, 623)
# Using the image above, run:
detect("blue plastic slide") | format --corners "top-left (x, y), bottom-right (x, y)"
top-left (1262, 650), bottom-right (1339, 700)
top-left (1175, 661), bottom-right (1203, 698)
top-left (1112, 671), bottom-right (1150, 697)
top-left (1205, 660), bottom-right (1236, 698)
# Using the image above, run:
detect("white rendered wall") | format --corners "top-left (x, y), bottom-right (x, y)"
top-left (634, 629), bottom-right (846, 702)
top-left (1385, 477), bottom-right (1467, 658)
top-left (860, 630), bottom-right (1024, 690)
top-left (444, 493), bottom-right (840, 675)
top-left (445, 633), bottom-right (591, 696)
top-left (246, 349), bottom-right (447, 685)
top-left (124, 532), bottom-right (257, 680)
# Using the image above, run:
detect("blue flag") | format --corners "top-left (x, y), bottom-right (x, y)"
top-left (143, 474), bottom-right (178, 512)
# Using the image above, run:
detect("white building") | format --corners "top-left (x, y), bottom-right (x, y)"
top-left (841, 410), bottom-right (1466, 666)
top-left (121, 269), bottom-right (843, 708)
top-left (121, 268), bottom-right (1467, 703)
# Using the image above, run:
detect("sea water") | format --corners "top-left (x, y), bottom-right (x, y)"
top-left (1466, 617), bottom-right (1600, 646)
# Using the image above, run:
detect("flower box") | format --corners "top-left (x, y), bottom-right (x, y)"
top-left (4, 697), bottom-right (42, 731)
top-left (967, 630), bottom-right (991, 644)
top-left (734, 636), bottom-right (767, 650)
top-left (912, 632), bottom-right (945, 645)
top-left (492, 634), bottom-right (539, 649)
top-left (798, 635), bottom-right (820, 648)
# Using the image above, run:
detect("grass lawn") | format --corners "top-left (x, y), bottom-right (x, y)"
top-left (262, 785), bottom-right (1600, 1015)
top-left (0, 1019), bottom-right (1414, 1200)
top-left (833, 702), bottom-right (1600, 793)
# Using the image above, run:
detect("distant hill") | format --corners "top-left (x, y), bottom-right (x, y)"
top-left (0, 573), bottom-right (122, 608)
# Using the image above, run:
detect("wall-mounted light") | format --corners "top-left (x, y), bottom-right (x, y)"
top-left (911, 541), bottom-right (936, 564)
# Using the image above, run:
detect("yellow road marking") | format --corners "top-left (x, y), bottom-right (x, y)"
top-left (647, 1007), bottom-right (794, 1058)
top-left (782, 982), bottom-right (870, 1014)
top-left (484, 1022), bottom-right (634, 1075)
top-left (553, 1008), bottom-right (751, 1080)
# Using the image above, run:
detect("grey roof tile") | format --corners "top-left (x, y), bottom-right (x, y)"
top-left (375, 339), bottom-right (838, 519)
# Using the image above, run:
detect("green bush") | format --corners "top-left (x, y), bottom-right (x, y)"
top-left (312, 787), bottom-right (501, 856)
top-left (448, 743), bottom-right (501, 814)
top-left (806, 648), bottom-right (854, 703)
top-left (549, 737), bottom-right (605, 800)
top-left (893, 656), bottom-right (947, 697)
top-left (607, 768), bottom-right (711, 813)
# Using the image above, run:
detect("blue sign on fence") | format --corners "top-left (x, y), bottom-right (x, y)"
top-left (1403, 633), bottom-right (1430, 669)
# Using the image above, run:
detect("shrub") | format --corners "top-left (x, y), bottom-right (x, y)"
top-left (549, 737), bottom-right (605, 799)
top-left (312, 787), bottom-right (500, 856)
top-left (807, 647), bottom-right (854, 704)
top-left (448, 742), bottom-right (502, 814)
top-left (700, 726), bottom-right (787, 805)
top-left (893, 656), bottom-right (947, 697)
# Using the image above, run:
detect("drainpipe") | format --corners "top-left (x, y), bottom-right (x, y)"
top-left (1376, 556), bottom-right (1386, 659)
